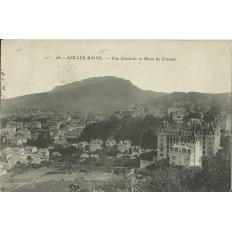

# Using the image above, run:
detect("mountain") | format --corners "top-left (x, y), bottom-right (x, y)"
top-left (2, 76), bottom-right (167, 111)
top-left (154, 91), bottom-right (231, 111)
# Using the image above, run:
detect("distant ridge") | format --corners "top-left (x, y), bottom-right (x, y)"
top-left (2, 76), bottom-right (167, 111)
top-left (2, 76), bottom-right (231, 112)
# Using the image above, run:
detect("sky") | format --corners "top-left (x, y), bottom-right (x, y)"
top-left (1, 40), bottom-right (231, 99)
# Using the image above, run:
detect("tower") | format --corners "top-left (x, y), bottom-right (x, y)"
top-left (157, 121), bottom-right (168, 160)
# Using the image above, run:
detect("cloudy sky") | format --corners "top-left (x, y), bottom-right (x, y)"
top-left (1, 40), bottom-right (231, 99)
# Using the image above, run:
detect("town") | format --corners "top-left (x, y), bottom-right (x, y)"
top-left (0, 95), bottom-right (231, 191)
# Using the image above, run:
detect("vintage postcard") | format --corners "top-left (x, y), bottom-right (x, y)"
top-left (0, 40), bottom-right (231, 192)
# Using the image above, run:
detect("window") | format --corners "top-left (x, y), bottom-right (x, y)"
top-left (175, 147), bottom-right (178, 152)
top-left (171, 154), bottom-right (176, 158)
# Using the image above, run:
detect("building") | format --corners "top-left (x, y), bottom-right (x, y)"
top-left (225, 114), bottom-right (231, 132)
top-left (105, 138), bottom-right (116, 147)
top-left (6, 121), bottom-right (15, 128)
top-left (131, 146), bottom-right (141, 155)
top-left (157, 120), bottom-right (220, 160)
top-left (169, 142), bottom-right (202, 167)
top-left (30, 121), bottom-right (42, 129)
top-left (0, 162), bottom-right (7, 176)
top-left (15, 122), bottom-right (24, 130)
top-left (52, 152), bottom-right (61, 157)
top-left (1, 147), bottom-right (27, 166)
top-left (0, 147), bottom-right (14, 161)
top-left (117, 140), bottom-right (131, 153)
top-left (90, 139), bottom-right (103, 152)
top-left (31, 153), bottom-right (49, 164)
top-left (90, 154), bottom-right (100, 160)
top-left (63, 126), bottom-right (84, 139)
top-left (76, 141), bottom-right (89, 149)
top-left (80, 153), bottom-right (90, 161)
top-left (0, 127), bottom-right (17, 143)
top-left (24, 146), bottom-right (37, 155)
top-left (37, 148), bottom-right (49, 157)
top-left (17, 128), bottom-right (31, 139)
top-left (168, 106), bottom-right (187, 123)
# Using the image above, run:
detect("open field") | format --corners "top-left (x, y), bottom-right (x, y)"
top-left (0, 166), bottom-right (126, 192)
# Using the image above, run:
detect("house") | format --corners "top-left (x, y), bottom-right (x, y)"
top-left (16, 134), bottom-right (28, 144)
top-left (0, 162), bottom-right (7, 176)
top-left (17, 128), bottom-right (31, 139)
top-left (0, 127), bottom-right (17, 142)
top-left (168, 106), bottom-right (187, 123)
top-left (24, 146), bottom-right (37, 155)
top-left (118, 141), bottom-right (125, 153)
top-left (90, 139), bottom-right (103, 152)
top-left (131, 146), bottom-right (141, 155)
top-left (117, 140), bottom-right (131, 153)
top-left (105, 138), bottom-right (116, 147)
top-left (38, 148), bottom-right (49, 157)
top-left (15, 122), bottom-right (24, 130)
top-left (30, 121), bottom-right (42, 129)
top-left (116, 153), bottom-right (124, 159)
top-left (48, 144), bottom-right (55, 150)
top-left (52, 152), bottom-right (61, 157)
top-left (31, 153), bottom-right (49, 164)
top-left (54, 136), bottom-right (69, 147)
top-left (5, 148), bottom-right (27, 166)
top-left (62, 125), bottom-right (83, 139)
top-left (6, 121), bottom-right (15, 128)
top-left (80, 153), bottom-right (90, 161)
top-left (8, 153), bottom-right (29, 165)
top-left (10, 137), bottom-right (24, 146)
top-left (76, 141), bottom-right (89, 149)
top-left (129, 154), bottom-right (137, 159)
top-left (24, 122), bottom-right (31, 128)
top-left (169, 142), bottom-right (202, 167)
top-left (0, 147), bottom-right (14, 160)
top-left (31, 132), bottom-right (39, 140)
top-left (90, 154), bottom-right (100, 160)
top-left (1, 162), bottom-right (13, 171)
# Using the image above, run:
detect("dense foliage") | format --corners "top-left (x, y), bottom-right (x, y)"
top-left (79, 115), bottom-right (162, 148)
top-left (135, 153), bottom-right (231, 192)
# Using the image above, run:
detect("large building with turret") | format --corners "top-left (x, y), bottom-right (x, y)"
top-left (157, 119), bottom-right (221, 160)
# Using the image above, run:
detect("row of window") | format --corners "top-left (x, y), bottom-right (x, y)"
top-left (171, 158), bottom-right (191, 165)
top-left (167, 131), bottom-right (192, 136)
top-left (170, 147), bottom-right (192, 154)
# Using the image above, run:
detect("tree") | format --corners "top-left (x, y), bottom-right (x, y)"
top-left (190, 154), bottom-right (231, 192)
top-left (134, 167), bottom-right (189, 192)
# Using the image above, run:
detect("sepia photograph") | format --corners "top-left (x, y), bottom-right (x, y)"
top-left (0, 40), bottom-right (231, 192)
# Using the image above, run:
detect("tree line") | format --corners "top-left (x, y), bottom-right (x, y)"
top-left (79, 114), bottom-right (162, 149)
